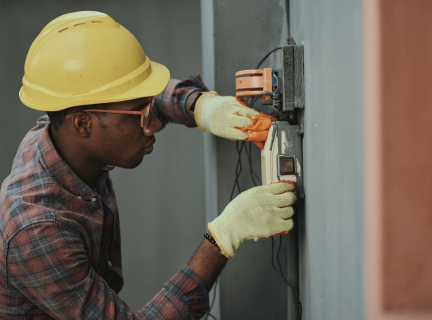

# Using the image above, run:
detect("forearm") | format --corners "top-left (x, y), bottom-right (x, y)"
top-left (187, 232), bottom-right (228, 292)
top-left (153, 75), bottom-right (209, 127)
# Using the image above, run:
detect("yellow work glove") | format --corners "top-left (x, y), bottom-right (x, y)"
top-left (195, 91), bottom-right (276, 148)
top-left (208, 181), bottom-right (297, 259)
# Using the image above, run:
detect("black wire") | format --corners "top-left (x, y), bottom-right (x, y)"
top-left (250, 97), bottom-right (259, 108)
top-left (271, 237), bottom-right (296, 294)
top-left (271, 235), bottom-right (302, 319)
top-left (205, 278), bottom-right (218, 320)
top-left (205, 286), bottom-right (218, 320)
top-left (244, 142), bottom-right (261, 186)
top-left (286, 0), bottom-right (291, 40)
top-left (206, 312), bottom-right (217, 320)
top-left (256, 47), bottom-right (282, 69)
top-left (229, 140), bottom-right (245, 201)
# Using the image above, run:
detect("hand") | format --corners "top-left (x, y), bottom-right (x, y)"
top-left (208, 181), bottom-right (297, 259)
top-left (194, 91), bottom-right (276, 148)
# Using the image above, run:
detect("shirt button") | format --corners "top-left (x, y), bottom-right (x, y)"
top-left (77, 196), bottom-right (82, 199)
top-left (107, 260), bottom-right (113, 267)
top-left (91, 197), bottom-right (97, 202)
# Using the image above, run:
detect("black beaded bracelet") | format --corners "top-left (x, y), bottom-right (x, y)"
top-left (204, 233), bottom-right (219, 249)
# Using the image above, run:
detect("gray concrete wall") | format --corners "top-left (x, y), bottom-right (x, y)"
top-left (204, 0), bottom-right (365, 319)
top-left (0, 0), bottom-right (204, 313)
top-left (290, 1), bottom-right (365, 319)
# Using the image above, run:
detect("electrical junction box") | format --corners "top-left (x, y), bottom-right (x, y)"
top-left (235, 44), bottom-right (305, 199)
top-left (235, 44), bottom-right (305, 197)
top-left (280, 45), bottom-right (305, 112)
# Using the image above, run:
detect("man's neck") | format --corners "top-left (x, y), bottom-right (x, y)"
top-left (49, 126), bottom-right (104, 188)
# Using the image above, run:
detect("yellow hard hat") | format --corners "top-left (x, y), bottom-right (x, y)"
top-left (19, 11), bottom-right (170, 111)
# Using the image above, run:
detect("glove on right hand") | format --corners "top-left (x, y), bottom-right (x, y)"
top-left (208, 181), bottom-right (296, 259)
top-left (194, 92), bottom-right (276, 149)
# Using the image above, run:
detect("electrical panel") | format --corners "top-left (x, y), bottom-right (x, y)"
top-left (235, 44), bottom-right (305, 199)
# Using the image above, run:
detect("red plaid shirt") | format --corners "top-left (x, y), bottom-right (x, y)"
top-left (0, 76), bottom-right (209, 319)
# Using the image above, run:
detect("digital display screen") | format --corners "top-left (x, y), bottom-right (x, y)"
top-left (280, 157), bottom-right (295, 175)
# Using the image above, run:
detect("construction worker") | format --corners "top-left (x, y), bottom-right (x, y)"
top-left (0, 12), bottom-right (296, 319)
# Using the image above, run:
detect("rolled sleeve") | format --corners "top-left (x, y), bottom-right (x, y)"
top-left (5, 221), bottom-right (209, 320)
top-left (153, 74), bottom-right (209, 128)
top-left (140, 266), bottom-right (210, 319)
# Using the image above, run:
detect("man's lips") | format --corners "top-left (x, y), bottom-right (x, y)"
top-left (144, 137), bottom-right (156, 150)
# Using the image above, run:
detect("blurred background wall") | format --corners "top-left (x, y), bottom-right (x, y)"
top-left (0, 0), bottom-right (205, 312)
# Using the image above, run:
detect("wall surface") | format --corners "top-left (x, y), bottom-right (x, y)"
top-left (0, 0), bottom-right (204, 313)
top-left (207, 1), bottom-right (296, 319)
top-left (203, 0), bottom-right (365, 319)
top-left (291, 1), bottom-right (365, 319)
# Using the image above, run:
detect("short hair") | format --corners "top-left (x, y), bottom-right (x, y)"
top-left (47, 103), bottom-right (111, 131)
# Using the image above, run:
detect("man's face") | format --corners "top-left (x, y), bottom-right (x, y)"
top-left (91, 97), bottom-right (162, 169)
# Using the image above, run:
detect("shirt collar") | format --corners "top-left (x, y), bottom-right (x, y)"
top-left (37, 123), bottom-right (113, 200)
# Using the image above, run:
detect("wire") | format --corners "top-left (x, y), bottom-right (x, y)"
top-left (205, 279), bottom-right (218, 320)
top-left (286, 0), bottom-right (291, 40)
top-left (206, 313), bottom-right (217, 320)
top-left (256, 47), bottom-right (282, 69)
top-left (244, 142), bottom-right (261, 186)
top-left (229, 140), bottom-right (245, 200)
top-left (271, 236), bottom-right (302, 319)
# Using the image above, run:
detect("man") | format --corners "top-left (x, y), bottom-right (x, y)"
top-left (0, 11), bottom-right (296, 319)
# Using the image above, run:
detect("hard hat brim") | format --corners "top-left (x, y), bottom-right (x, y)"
top-left (19, 60), bottom-right (171, 111)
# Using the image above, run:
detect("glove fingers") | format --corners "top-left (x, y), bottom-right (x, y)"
top-left (227, 114), bottom-right (253, 129)
top-left (264, 181), bottom-right (296, 195)
top-left (233, 105), bottom-right (259, 117)
top-left (274, 206), bottom-right (295, 220)
top-left (245, 115), bottom-right (273, 131)
top-left (271, 218), bottom-right (294, 236)
top-left (270, 192), bottom-right (297, 207)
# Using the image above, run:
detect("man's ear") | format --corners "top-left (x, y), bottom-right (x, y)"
top-left (70, 112), bottom-right (93, 138)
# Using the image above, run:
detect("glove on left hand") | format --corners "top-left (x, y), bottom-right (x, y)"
top-left (208, 181), bottom-right (297, 259)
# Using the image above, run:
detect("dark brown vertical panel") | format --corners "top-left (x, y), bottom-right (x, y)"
top-left (380, 0), bottom-right (432, 311)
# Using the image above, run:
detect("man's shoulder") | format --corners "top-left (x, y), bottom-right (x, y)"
top-left (0, 116), bottom-right (60, 240)
top-left (2, 116), bottom-right (48, 187)
top-left (0, 176), bottom-right (60, 241)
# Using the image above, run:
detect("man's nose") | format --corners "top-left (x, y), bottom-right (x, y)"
top-left (143, 112), bottom-right (162, 136)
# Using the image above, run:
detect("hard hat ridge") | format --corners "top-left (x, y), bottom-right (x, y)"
top-left (19, 11), bottom-right (170, 111)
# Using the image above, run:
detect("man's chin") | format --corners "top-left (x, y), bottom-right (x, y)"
top-left (115, 155), bottom-right (145, 170)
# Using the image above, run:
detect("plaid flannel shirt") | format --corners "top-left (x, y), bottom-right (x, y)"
top-left (0, 75), bottom-right (209, 319)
